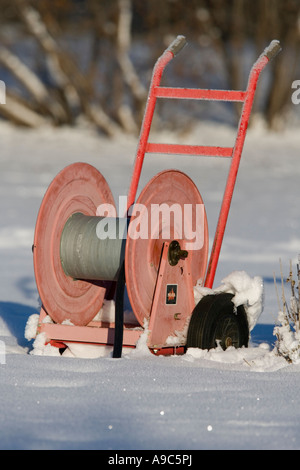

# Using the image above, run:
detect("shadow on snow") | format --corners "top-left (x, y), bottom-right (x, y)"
top-left (0, 301), bottom-right (39, 348)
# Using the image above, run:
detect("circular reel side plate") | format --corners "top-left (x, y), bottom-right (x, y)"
top-left (33, 162), bottom-right (116, 326)
top-left (125, 169), bottom-right (209, 326)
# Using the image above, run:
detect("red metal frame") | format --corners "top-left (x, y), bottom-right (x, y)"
top-left (127, 36), bottom-right (281, 289)
top-left (147, 241), bottom-right (195, 351)
top-left (38, 306), bottom-right (142, 348)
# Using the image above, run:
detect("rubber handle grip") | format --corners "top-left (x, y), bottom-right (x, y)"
top-left (167, 35), bottom-right (187, 56)
top-left (264, 40), bottom-right (281, 61)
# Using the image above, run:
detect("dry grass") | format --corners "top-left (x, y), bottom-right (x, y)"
top-left (273, 256), bottom-right (300, 363)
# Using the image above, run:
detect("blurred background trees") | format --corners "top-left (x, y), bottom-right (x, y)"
top-left (0, 0), bottom-right (299, 135)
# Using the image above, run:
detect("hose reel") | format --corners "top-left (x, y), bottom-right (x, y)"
top-left (33, 162), bottom-right (209, 354)
top-left (32, 36), bottom-right (280, 356)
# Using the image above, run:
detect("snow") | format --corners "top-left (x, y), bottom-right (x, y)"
top-left (193, 270), bottom-right (264, 332)
top-left (274, 310), bottom-right (300, 364)
top-left (0, 118), bottom-right (300, 450)
top-left (216, 271), bottom-right (264, 331)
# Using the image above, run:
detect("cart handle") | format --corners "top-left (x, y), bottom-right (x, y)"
top-left (204, 39), bottom-right (281, 288)
top-left (126, 35), bottom-right (187, 210)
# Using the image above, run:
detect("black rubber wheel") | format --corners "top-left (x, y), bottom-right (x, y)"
top-left (186, 293), bottom-right (249, 350)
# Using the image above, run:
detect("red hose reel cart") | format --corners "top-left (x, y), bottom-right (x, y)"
top-left (32, 36), bottom-right (281, 357)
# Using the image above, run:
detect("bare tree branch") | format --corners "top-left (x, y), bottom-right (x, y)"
top-left (14, 0), bottom-right (122, 136)
top-left (117, 0), bottom-right (146, 103)
top-left (0, 45), bottom-right (67, 123)
top-left (116, 0), bottom-right (147, 130)
top-left (0, 92), bottom-right (48, 127)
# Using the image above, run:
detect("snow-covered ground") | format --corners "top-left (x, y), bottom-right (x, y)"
top-left (0, 118), bottom-right (299, 450)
